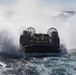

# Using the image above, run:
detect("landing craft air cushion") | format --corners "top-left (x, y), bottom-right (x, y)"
top-left (20, 27), bottom-right (61, 56)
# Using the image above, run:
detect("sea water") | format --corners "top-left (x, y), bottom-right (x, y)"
top-left (0, 51), bottom-right (76, 75)
top-left (0, 0), bottom-right (76, 75)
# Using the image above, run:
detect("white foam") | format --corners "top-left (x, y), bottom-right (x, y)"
top-left (0, 0), bottom-right (76, 54)
top-left (0, 62), bottom-right (6, 67)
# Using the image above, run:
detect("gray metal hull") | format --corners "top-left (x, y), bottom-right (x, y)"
top-left (21, 45), bottom-right (67, 57)
top-left (24, 44), bottom-right (60, 53)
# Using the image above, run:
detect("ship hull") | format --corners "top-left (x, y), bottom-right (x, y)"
top-left (23, 44), bottom-right (60, 53)
top-left (20, 44), bottom-right (67, 57)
